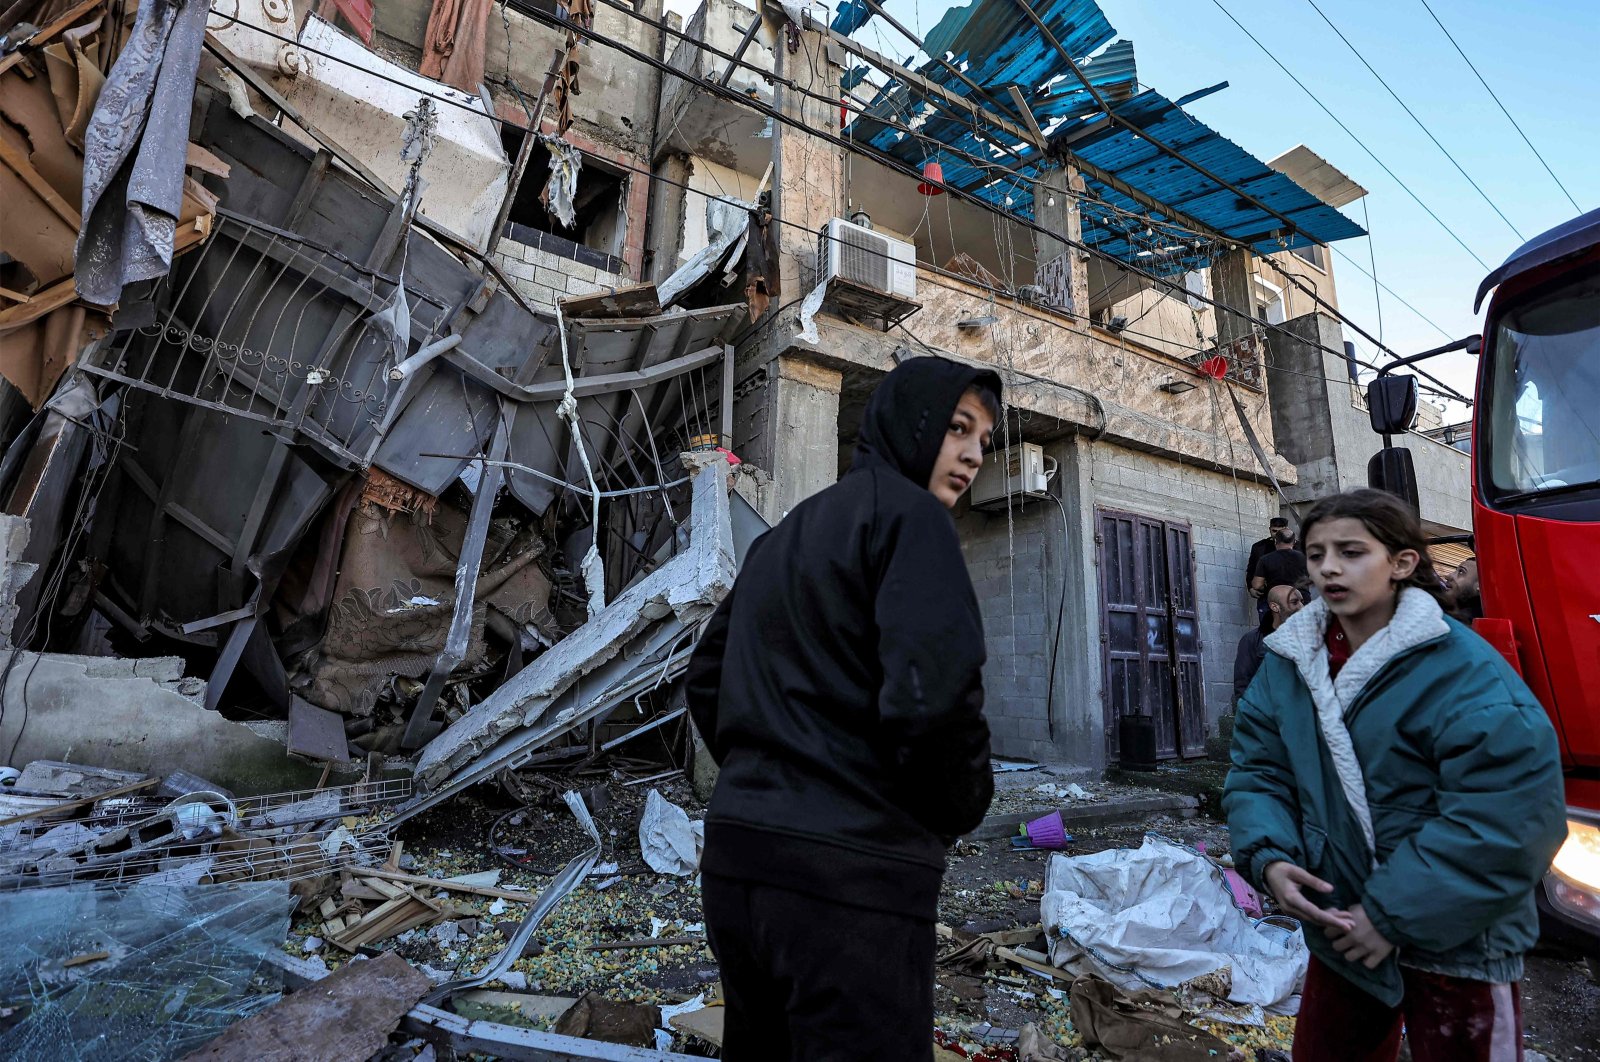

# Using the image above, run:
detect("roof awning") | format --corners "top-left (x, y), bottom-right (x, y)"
top-left (837, 0), bottom-right (1365, 274)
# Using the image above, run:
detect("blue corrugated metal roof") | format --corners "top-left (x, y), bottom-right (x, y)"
top-left (836, 0), bottom-right (1365, 273)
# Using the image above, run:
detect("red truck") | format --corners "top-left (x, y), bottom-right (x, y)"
top-left (1367, 206), bottom-right (1600, 971)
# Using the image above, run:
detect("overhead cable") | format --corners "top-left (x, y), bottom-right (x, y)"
top-left (1208, 0), bottom-right (1493, 271)
top-left (1303, 0), bottom-right (1523, 240)
top-left (1415, 0), bottom-right (1583, 214)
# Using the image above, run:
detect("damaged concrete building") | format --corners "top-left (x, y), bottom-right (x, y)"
top-left (0, 0), bottom-right (1472, 793)
top-left (0, 0), bottom-right (1492, 1054)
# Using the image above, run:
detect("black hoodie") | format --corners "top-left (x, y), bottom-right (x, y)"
top-left (685, 356), bottom-right (1001, 921)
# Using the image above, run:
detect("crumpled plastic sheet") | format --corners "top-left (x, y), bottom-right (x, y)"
top-left (0, 880), bottom-right (294, 1060)
top-left (656, 197), bottom-right (751, 308)
top-left (1041, 835), bottom-right (1307, 1008)
top-left (542, 137), bottom-right (583, 229)
top-left (638, 789), bottom-right (703, 877)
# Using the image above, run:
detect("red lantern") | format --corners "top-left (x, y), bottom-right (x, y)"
top-left (1198, 355), bottom-right (1229, 379)
top-left (917, 160), bottom-right (945, 196)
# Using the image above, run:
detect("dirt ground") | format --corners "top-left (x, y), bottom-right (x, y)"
top-left (354, 774), bottom-right (1598, 1061)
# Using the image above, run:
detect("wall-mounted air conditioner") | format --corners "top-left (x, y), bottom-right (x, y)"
top-left (818, 217), bottom-right (917, 300)
top-left (970, 442), bottom-right (1056, 510)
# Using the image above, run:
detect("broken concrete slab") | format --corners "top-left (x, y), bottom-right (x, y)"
top-left (0, 652), bottom-right (328, 795)
top-left (0, 515), bottom-right (37, 647)
top-left (413, 461), bottom-right (736, 789)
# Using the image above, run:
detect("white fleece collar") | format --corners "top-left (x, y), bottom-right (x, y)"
top-left (1263, 588), bottom-right (1449, 861)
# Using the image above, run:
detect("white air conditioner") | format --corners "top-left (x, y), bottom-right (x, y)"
top-left (970, 442), bottom-right (1056, 509)
top-left (818, 217), bottom-right (917, 300)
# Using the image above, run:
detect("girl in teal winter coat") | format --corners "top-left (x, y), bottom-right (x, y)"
top-left (1224, 489), bottom-right (1566, 1062)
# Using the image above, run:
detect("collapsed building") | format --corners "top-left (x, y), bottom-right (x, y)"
top-left (0, 0), bottom-right (1477, 799)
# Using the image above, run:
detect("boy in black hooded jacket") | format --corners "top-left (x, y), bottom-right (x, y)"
top-left (685, 355), bottom-right (1002, 1061)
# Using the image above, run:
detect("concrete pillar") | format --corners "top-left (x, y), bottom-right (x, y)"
top-left (645, 152), bottom-right (694, 284)
top-left (1211, 247), bottom-right (1256, 350)
top-left (1049, 435), bottom-right (1107, 771)
top-left (1033, 166), bottom-right (1089, 318)
top-left (771, 30), bottom-right (844, 299)
top-left (733, 354), bottom-right (842, 522)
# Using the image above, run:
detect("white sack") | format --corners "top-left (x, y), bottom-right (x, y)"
top-left (639, 789), bottom-right (704, 877)
top-left (1041, 834), bottom-right (1307, 1007)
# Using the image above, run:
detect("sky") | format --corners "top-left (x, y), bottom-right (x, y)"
top-left (674, 0), bottom-right (1600, 420)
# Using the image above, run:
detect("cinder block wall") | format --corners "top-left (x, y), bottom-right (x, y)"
top-left (493, 238), bottom-right (628, 313)
top-left (956, 501), bottom-right (1058, 756)
top-left (954, 439), bottom-right (1272, 767)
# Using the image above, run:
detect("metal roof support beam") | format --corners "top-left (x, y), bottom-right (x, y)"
top-left (814, 12), bottom-right (1237, 247)
top-left (806, 15), bottom-right (1044, 155)
top-left (1005, 0), bottom-right (1304, 243)
top-left (719, 16), bottom-right (764, 87)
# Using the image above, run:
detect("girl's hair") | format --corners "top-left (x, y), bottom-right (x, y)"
top-left (1299, 489), bottom-right (1444, 600)
top-left (964, 382), bottom-right (1003, 426)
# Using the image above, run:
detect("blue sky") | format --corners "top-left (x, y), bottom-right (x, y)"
top-left (852, 0), bottom-right (1600, 417)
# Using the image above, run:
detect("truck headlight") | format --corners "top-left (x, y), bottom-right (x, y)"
top-left (1546, 817), bottom-right (1600, 931)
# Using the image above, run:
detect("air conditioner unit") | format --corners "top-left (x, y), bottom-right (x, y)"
top-left (818, 217), bottom-right (917, 300)
top-left (969, 442), bottom-right (1056, 510)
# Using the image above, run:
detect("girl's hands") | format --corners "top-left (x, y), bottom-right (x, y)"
top-left (1263, 861), bottom-right (1356, 932)
top-left (1326, 903), bottom-right (1395, 969)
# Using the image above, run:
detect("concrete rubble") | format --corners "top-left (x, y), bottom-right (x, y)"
top-left (0, 0), bottom-right (763, 1053)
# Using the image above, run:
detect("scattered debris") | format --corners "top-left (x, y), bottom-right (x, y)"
top-left (1041, 835), bottom-right (1307, 1008)
top-left (1068, 974), bottom-right (1239, 1062)
top-left (180, 951), bottom-right (430, 1062)
top-left (638, 789), bottom-right (703, 877)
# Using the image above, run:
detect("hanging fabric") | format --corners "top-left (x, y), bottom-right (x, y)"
top-left (419, 0), bottom-right (492, 91)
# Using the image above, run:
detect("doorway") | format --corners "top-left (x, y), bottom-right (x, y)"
top-left (1098, 509), bottom-right (1205, 759)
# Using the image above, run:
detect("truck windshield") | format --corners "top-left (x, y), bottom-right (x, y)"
top-left (1482, 262), bottom-right (1600, 505)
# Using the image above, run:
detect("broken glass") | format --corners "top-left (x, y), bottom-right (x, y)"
top-left (0, 881), bottom-right (293, 1060)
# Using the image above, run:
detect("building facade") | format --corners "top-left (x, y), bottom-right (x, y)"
top-left (351, 0), bottom-right (1467, 768)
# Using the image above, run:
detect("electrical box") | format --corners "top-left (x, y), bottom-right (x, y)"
top-left (969, 442), bottom-right (1054, 509)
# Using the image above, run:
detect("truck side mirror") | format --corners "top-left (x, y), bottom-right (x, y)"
top-left (1367, 375), bottom-right (1419, 435)
top-left (1368, 447), bottom-right (1420, 511)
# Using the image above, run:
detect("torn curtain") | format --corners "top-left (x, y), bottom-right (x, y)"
top-left (74, 0), bottom-right (208, 307)
top-left (419, 0), bottom-right (494, 93)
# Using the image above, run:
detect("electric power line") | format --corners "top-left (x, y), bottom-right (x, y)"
top-left (595, 0), bottom-right (1462, 386)
top-left (204, 7), bottom-right (1473, 407)
top-left (1416, 0), bottom-right (1583, 215)
top-left (1208, 0), bottom-right (1493, 271)
top-left (1303, 0), bottom-right (1523, 241)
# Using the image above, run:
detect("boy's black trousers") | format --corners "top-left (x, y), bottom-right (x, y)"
top-left (702, 872), bottom-right (937, 1061)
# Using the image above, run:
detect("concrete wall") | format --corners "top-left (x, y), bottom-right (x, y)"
top-left (493, 236), bottom-right (629, 313)
top-left (1267, 311), bottom-right (1471, 530)
top-left (373, 0), bottom-right (664, 158)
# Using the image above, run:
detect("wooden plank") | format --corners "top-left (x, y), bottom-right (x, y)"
top-left (559, 282), bottom-right (661, 321)
top-left (365, 877), bottom-right (407, 900)
top-left (363, 867), bottom-right (538, 902)
top-left (0, 776), bottom-right (156, 826)
top-left (0, 0), bottom-right (102, 75)
top-left (0, 277), bottom-right (79, 332)
top-left (179, 951), bottom-right (430, 1062)
top-left (185, 142), bottom-right (232, 178)
top-left (0, 137), bottom-right (81, 228)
